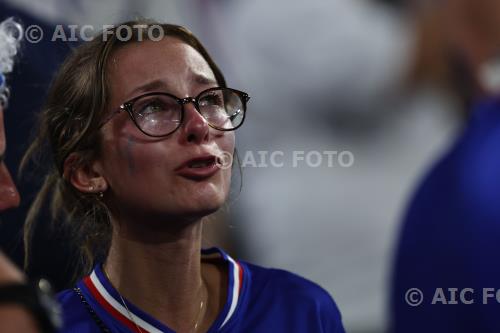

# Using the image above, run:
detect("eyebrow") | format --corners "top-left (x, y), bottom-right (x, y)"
top-left (192, 73), bottom-right (217, 86)
top-left (126, 73), bottom-right (217, 99)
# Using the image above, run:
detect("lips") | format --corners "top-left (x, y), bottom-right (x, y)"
top-left (175, 154), bottom-right (220, 180)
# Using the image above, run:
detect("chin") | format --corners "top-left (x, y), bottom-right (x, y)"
top-left (178, 188), bottom-right (227, 219)
top-left (172, 204), bottom-right (221, 225)
top-left (194, 194), bottom-right (225, 215)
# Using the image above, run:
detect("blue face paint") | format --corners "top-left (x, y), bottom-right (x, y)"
top-left (125, 136), bottom-right (136, 175)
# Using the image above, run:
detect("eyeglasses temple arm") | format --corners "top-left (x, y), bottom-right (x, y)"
top-left (99, 105), bottom-right (125, 128)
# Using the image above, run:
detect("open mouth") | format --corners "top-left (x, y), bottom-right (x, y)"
top-left (188, 156), bottom-right (217, 168)
top-left (175, 154), bottom-right (221, 180)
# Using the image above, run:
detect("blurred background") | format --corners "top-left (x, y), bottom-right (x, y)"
top-left (3, 0), bottom-right (500, 332)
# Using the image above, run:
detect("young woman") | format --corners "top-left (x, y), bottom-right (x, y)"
top-left (23, 20), bottom-right (345, 333)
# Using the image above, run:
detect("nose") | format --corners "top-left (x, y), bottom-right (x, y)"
top-left (180, 101), bottom-right (210, 144)
top-left (0, 163), bottom-right (20, 211)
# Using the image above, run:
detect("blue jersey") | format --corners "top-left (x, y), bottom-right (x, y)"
top-left (58, 247), bottom-right (345, 332)
top-left (392, 96), bottom-right (500, 332)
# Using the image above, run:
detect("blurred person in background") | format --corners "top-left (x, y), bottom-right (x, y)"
top-left (0, 0), bottom-right (78, 290)
top-left (0, 17), bottom-right (60, 333)
top-left (391, 0), bottom-right (500, 332)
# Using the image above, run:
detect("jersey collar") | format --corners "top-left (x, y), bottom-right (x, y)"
top-left (78, 247), bottom-right (244, 333)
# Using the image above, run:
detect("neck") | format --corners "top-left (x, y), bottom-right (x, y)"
top-left (103, 218), bottom-right (210, 332)
top-left (409, 9), bottom-right (488, 101)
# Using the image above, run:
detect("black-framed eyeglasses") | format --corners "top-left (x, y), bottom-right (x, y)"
top-left (100, 87), bottom-right (250, 137)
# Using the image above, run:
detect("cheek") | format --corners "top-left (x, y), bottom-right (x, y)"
top-left (103, 136), bottom-right (172, 192)
top-left (217, 132), bottom-right (236, 189)
top-left (101, 128), bottom-right (236, 213)
top-left (217, 131), bottom-right (236, 158)
top-left (120, 136), bottom-right (138, 175)
top-left (0, 164), bottom-right (20, 210)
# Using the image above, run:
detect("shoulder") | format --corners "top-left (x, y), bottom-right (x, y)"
top-left (400, 99), bottom-right (500, 234)
top-left (56, 288), bottom-right (99, 333)
top-left (404, 100), bottom-right (500, 224)
top-left (245, 261), bottom-right (332, 298)
top-left (240, 261), bottom-right (345, 332)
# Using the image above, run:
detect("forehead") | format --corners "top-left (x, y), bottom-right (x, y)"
top-left (107, 37), bottom-right (216, 96)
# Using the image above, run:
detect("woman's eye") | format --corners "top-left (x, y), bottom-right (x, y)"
top-left (201, 93), bottom-right (223, 106)
top-left (137, 101), bottom-right (165, 116)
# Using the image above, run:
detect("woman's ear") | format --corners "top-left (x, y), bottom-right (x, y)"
top-left (63, 152), bottom-right (108, 194)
